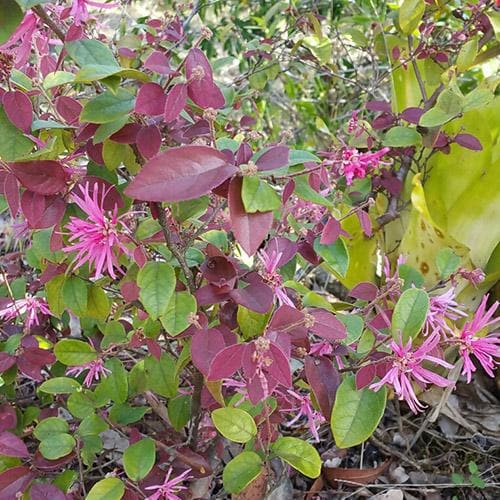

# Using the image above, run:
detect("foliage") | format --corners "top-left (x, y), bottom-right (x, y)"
top-left (0, 0), bottom-right (499, 498)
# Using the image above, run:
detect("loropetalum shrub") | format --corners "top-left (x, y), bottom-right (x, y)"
top-left (0, 0), bottom-right (499, 498)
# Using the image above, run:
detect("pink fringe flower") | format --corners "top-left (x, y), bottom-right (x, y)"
top-left (145, 467), bottom-right (193, 500)
top-left (63, 182), bottom-right (131, 279)
top-left (341, 146), bottom-right (390, 185)
top-left (0, 295), bottom-right (51, 329)
top-left (66, 357), bottom-right (111, 387)
top-left (424, 288), bottom-right (467, 337)
top-left (370, 333), bottom-right (453, 413)
top-left (452, 295), bottom-right (500, 383)
top-left (282, 389), bottom-right (325, 442)
top-left (258, 249), bottom-right (294, 307)
top-left (69, 0), bottom-right (119, 26)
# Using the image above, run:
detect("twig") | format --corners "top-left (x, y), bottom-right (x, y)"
top-left (371, 431), bottom-right (423, 471)
top-left (32, 6), bottom-right (66, 42)
top-left (408, 35), bottom-right (428, 102)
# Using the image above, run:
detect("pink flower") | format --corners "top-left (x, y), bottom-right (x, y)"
top-left (424, 288), bottom-right (467, 337)
top-left (63, 183), bottom-right (131, 279)
top-left (282, 389), bottom-right (325, 442)
top-left (0, 295), bottom-right (51, 329)
top-left (452, 295), bottom-right (500, 383)
top-left (0, 13), bottom-right (38, 68)
top-left (258, 249), bottom-right (294, 307)
top-left (66, 357), bottom-right (111, 387)
top-left (145, 467), bottom-right (192, 500)
top-left (370, 333), bottom-right (453, 413)
top-left (341, 147), bottom-right (390, 185)
top-left (309, 341), bottom-right (333, 356)
top-left (457, 267), bottom-right (485, 288)
top-left (69, 0), bottom-right (118, 26)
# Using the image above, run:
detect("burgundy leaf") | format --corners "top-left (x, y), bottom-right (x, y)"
top-left (125, 146), bottom-right (236, 202)
top-left (195, 284), bottom-right (230, 306)
top-left (0, 404), bottom-right (16, 433)
top-left (110, 123), bottom-right (141, 143)
top-left (0, 466), bottom-right (36, 499)
top-left (454, 133), bottom-right (483, 151)
top-left (191, 328), bottom-right (226, 376)
top-left (74, 176), bottom-right (124, 210)
top-left (3, 91), bottom-right (32, 133)
top-left (229, 282), bottom-right (274, 314)
top-left (10, 161), bottom-right (68, 195)
top-left (268, 305), bottom-right (306, 338)
top-left (32, 450), bottom-right (75, 471)
top-left (357, 210), bottom-right (372, 237)
top-left (55, 96), bottom-right (82, 125)
top-left (164, 83), bottom-right (187, 122)
top-left (265, 237), bottom-right (298, 266)
top-left (235, 143), bottom-right (252, 166)
top-left (368, 309), bottom-right (392, 330)
top-left (349, 282), bottom-right (378, 301)
top-left (400, 107), bottom-right (424, 124)
top-left (282, 179), bottom-right (295, 203)
top-left (136, 125), bottom-right (162, 160)
top-left (21, 192), bottom-right (65, 229)
top-left (267, 343), bottom-right (292, 387)
top-left (121, 281), bottom-right (140, 303)
top-left (228, 177), bottom-right (273, 256)
top-left (305, 355), bottom-right (340, 419)
top-left (200, 256), bottom-right (237, 288)
top-left (135, 83), bottom-right (166, 116)
top-left (207, 343), bottom-right (245, 381)
top-left (308, 309), bottom-right (347, 341)
top-left (144, 50), bottom-right (175, 75)
top-left (255, 145), bottom-right (289, 171)
top-left (0, 353), bottom-right (16, 372)
top-left (0, 432), bottom-right (29, 458)
top-left (365, 100), bottom-right (391, 113)
top-left (86, 140), bottom-right (104, 165)
top-left (29, 484), bottom-right (66, 500)
top-left (320, 217), bottom-right (341, 245)
top-left (355, 364), bottom-right (376, 389)
top-left (372, 113), bottom-right (396, 130)
top-left (3, 174), bottom-right (19, 217)
top-left (185, 48), bottom-right (225, 109)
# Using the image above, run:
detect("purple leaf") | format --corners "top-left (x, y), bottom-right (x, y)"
top-left (134, 83), bottom-right (166, 116)
top-left (229, 282), bottom-right (274, 314)
top-left (144, 50), bottom-right (175, 75)
top-left (400, 107), bottom-right (424, 124)
top-left (55, 96), bottom-right (82, 125)
top-left (0, 432), bottom-right (29, 458)
top-left (185, 48), bottom-right (225, 109)
top-left (355, 364), bottom-right (376, 390)
top-left (235, 143), bottom-right (252, 166)
top-left (0, 353), bottom-right (16, 373)
top-left (207, 343), bottom-right (245, 381)
top-left (454, 133), bottom-right (482, 151)
top-left (21, 192), bottom-right (65, 229)
top-left (320, 217), bottom-right (341, 245)
top-left (349, 282), bottom-right (378, 301)
top-left (2, 91), bottom-right (32, 133)
top-left (0, 466), bottom-right (36, 499)
top-left (136, 125), bottom-right (161, 160)
top-left (29, 484), bottom-right (66, 500)
top-left (9, 161), bottom-right (68, 195)
top-left (357, 210), bottom-right (372, 237)
top-left (125, 145), bottom-right (237, 202)
top-left (365, 100), bottom-right (391, 113)
top-left (200, 255), bottom-right (237, 289)
top-left (228, 177), bottom-right (273, 256)
top-left (255, 145), bottom-right (289, 171)
top-left (191, 328), bottom-right (226, 376)
top-left (110, 123), bottom-right (141, 144)
top-left (305, 356), bottom-right (340, 419)
top-left (164, 83), bottom-right (187, 123)
top-left (0, 404), bottom-right (16, 433)
top-left (308, 309), bottom-right (347, 341)
top-left (265, 237), bottom-right (298, 266)
top-left (2, 174), bottom-right (19, 218)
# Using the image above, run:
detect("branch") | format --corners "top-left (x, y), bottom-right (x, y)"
top-left (32, 5), bottom-right (66, 42)
top-left (408, 35), bottom-right (427, 102)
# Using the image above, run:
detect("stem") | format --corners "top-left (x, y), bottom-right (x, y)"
top-left (408, 35), bottom-right (428, 103)
top-left (32, 6), bottom-right (66, 42)
top-left (187, 371), bottom-right (204, 449)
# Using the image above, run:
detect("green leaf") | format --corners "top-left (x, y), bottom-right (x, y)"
top-left (94, 117), bottom-right (129, 144)
top-left (39, 377), bottom-right (81, 394)
top-left (0, 106), bottom-right (33, 161)
top-left (271, 437), bottom-right (321, 478)
top-left (39, 433), bottom-right (76, 460)
top-left (0, 0), bottom-right (23, 45)
top-left (85, 285), bottom-right (110, 320)
top-left (144, 353), bottom-right (178, 398)
top-left (223, 451), bottom-right (263, 494)
top-left (399, 0), bottom-right (425, 35)
top-left (338, 314), bottom-right (364, 344)
top-left (212, 407), bottom-right (257, 443)
top-left (437, 88), bottom-right (464, 115)
top-left (86, 478), bottom-right (125, 500)
top-left (137, 262), bottom-right (175, 320)
top-left (54, 339), bottom-right (97, 366)
top-left (123, 438), bottom-right (156, 481)
top-left (398, 264), bottom-right (424, 290)
top-left (62, 276), bottom-right (88, 316)
top-left (419, 108), bottom-right (454, 128)
top-left (42, 71), bottom-right (75, 90)
top-left (68, 392), bottom-right (97, 419)
top-left (96, 358), bottom-right (128, 404)
top-left (237, 306), bottom-right (269, 339)
top-left (242, 177), bottom-right (281, 213)
top-left (109, 403), bottom-right (149, 425)
top-left (168, 395), bottom-right (191, 431)
top-left (78, 414), bottom-right (108, 437)
top-left (463, 88), bottom-right (494, 112)
top-left (436, 247), bottom-right (461, 279)
top-left (160, 291), bottom-right (197, 336)
top-left (66, 39), bottom-right (119, 68)
top-left (383, 126), bottom-right (421, 147)
top-left (294, 175), bottom-right (333, 208)
top-left (34, 417), bottom-right (69, 440)
top-left (80, 89), bottom-right (135, 124)
top-left (101, 320), bottom-right (127, 349)
top-left (288, 150), bottom-right (320, 166)
top-left (314, 237), bottom-right (349, 278)
top-left (331, 375), bottom-right (386, 448)
top-left (457, 38), bottom-right (478, 72)
top-left (45, 275), bottom-right (66, 317)
top-left (391, 288), bottom-right (429, 341)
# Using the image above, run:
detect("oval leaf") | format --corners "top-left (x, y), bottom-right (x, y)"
top-left (391, 288), bottom-right (429, 341)
top-left (271, 437), bottom-right (321, 478)
top-left (137, 262), bottom-right (175, 320)
top-left (223, 451), bottom-right (263, 494)
top-left (212, 407), bottom-right (257, 443)
top-left (123, 438), bottom-right (156, 481)
top-left (86, 478), bottom-right (125, 500)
